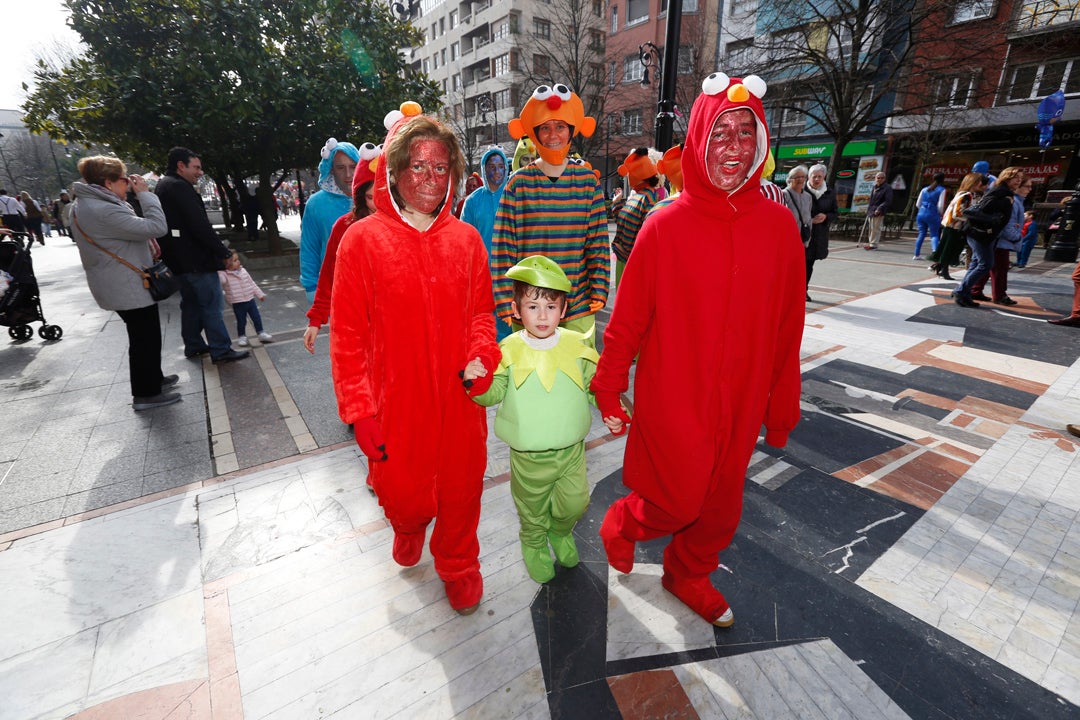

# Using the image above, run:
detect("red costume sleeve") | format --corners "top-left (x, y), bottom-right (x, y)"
top-left (329, 222), bottom-right (378, 423)
top-left (306, 213), bottom-right (354, 328)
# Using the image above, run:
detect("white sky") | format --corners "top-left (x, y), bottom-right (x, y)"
top-left (2, 2), bottom-right (84, 111)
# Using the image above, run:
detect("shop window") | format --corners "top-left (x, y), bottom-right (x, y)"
top-left (628, 0), bottom-right (649, 25)
top-left (621, 109), bottom-right (643, 135)
top-left (623, 54), bottom-right (644, 83)
top-left (951, 0), bottom-right (994, 23)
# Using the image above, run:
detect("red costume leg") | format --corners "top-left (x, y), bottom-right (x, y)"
top-left (1071, 260), bottom-right (1080, 317)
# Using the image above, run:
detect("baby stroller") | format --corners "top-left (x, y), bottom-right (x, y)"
top-left (0, 232), bottom-right (63, 341)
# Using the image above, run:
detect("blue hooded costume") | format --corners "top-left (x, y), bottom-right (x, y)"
top-left (300, 139), bottom-right (361, 300)
top-left (461, 146), bottom-right (511, 341)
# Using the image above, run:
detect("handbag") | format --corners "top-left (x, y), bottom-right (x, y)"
top-left (73, 214), bottom-right (180, 300)
top-left (784, 188), bottom-right (812, 246)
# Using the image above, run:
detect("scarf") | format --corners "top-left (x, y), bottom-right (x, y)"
top-left (807, 181), bottom-right (828, 200)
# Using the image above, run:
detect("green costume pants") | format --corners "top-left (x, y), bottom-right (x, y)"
top-left (509, 442), bottom-right (589, 550)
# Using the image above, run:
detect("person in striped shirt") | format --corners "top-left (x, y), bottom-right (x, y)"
top-left (612, 148), bottom-right (662, 287)
top-left (492, 84), bottom-right (609, 347)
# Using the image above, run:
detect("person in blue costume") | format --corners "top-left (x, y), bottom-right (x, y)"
top-left (913, 172), bottom-right (947, 260)
top-left (300, 138), bottom-right (360, 304)
top-left (462, 146), bottom-right (511, 341)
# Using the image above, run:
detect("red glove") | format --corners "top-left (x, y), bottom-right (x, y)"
top-left (596, 392), bottom-right (631, 436)
top-left (459, 358), bottom-right (496, 396)
top-left (354, 416), bottom-right (388, 461)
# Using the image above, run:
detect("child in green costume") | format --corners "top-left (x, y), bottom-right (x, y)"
top-left (464, 255), bottom-right (623, 582)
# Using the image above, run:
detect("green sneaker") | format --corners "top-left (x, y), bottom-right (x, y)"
top-left (548, 532), bottom-right (579, 567)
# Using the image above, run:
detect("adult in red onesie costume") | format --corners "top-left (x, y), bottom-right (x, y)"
top-left (591, 73), bottom-right (805, 626)
top-left (330, 103), bottom-right (500, 614)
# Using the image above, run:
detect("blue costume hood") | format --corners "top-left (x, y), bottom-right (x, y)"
top-left (460, 147), bottom-right (509, 253)
top-left (317, 140), bottom-right (361, 194)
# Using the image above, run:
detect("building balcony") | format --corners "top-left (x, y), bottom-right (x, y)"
top-left (1008, 1), bottom-right (1080, 39)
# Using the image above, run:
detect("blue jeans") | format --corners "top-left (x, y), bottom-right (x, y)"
top-left (178, 271), bottom-right (233, 358)
top-left (231, 299), bottom-right (264, 336)
top-left (915, 216), bottom-right (940, 256)
top-left (1017, 234), bottom-right (1039, 267)
top-left (955, 237), bottom-right (995, 299)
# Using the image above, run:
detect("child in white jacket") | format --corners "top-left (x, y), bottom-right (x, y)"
top-left (219, 250), bottom-right (272, 346)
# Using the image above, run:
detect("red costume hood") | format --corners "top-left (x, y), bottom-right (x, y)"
top-left (374, 104), bottom-right (457, 233)
top-left (680, 73), bottom-right (770, 214)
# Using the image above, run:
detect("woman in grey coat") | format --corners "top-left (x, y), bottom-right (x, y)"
top-left (70, 156), bottom-right (178, 410)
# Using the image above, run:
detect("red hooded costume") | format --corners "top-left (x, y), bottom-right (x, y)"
top-left (329, 110), bottom-right (500, 611)
top-left (591, 73), bottom-right (805, 624)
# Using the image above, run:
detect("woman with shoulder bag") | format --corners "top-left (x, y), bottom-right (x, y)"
top-left (929, 172), bottom-right (987, 281)
top-left (782, 165), bottom-right (813, 301)
top-left (70, 156), bottom-right (180, 411)
top-left (952, 167), bottom-right (1025, 309)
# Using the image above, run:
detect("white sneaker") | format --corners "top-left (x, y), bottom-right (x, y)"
top-left (237, 336), bottom-right (249, 347)
top-left (257, 332), bottom-right (274, 343)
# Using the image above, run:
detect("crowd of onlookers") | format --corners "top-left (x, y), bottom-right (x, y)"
top-left (0, 188), bottom-right (74, 245)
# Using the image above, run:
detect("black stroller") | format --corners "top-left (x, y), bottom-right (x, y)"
top-left (0, 232), bottom-right (63, 341)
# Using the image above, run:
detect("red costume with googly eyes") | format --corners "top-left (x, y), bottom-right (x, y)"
top-left (591, 74), bottom-right (805, 625)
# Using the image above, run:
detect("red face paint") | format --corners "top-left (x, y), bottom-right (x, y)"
top-left (396, 138), bottom-right (451, 214)
top-left (705, 109), bottom-right (757, 193)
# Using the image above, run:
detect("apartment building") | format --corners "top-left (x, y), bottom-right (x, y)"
top-left (891, 0), bottom-right (1080, 203)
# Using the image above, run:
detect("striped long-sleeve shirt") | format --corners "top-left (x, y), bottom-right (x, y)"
top-left (612, 186), bottom-right (661, 262)
top-left (491, 164), bottom-right (610, 322)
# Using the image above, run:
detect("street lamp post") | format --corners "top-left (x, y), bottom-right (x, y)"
top-left (47, 140), bottom-right (66, 194)
top-left (638, 0), bottom-right (683, 152)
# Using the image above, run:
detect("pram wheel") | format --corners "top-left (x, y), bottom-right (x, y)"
top-left (9, 325), bottom-right (33, 341)
top-left (39, 324), bottom-right (63, 341)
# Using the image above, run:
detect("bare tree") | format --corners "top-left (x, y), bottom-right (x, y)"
top-left (516, 0), bottom-right (623, 163)
top-left (747, 0), bottom-right (1006, 174)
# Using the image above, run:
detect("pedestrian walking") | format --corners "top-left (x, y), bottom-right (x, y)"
top-left (219, 250), bottom-right (272, 346)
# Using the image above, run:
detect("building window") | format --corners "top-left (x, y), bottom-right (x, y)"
top-left (779, 99), bottom-right (807, 132)
top-left (534, 54), bottom-right (551, 77)
top-left (494, 53), bottom-right (512, 76)
top-left (451, 42), bottom-right (459, 61)
top-left (423, 59), bottom-right (429, 74)
top-left (453, 74), bottom-right (460, 91)
top-left (951, 0), bottom-right (993, 23)
top-left (534, 18), bottom-right (551, 39)
top-left (660, 0), bottom-right (668, 13)
top-left (1005, 58), bottom-right (1079, 102)
top-left (493, 20), bottom-right (511, 40)
top-left (442, 49), bottom-right (447, 64)
top-left (590, 30), bottom-right (604, 50)
top-left (731, 0), bottom-right (757, 14)
top-left (432, 54), bottom-right (438, 70)
top-left (495, 88), bottom-right (515, 109)
top-left (931, 73), bottom-right (976, 108)
top-left (450, 10), bottom-right (457, 28)
top-left (684, 0), bottom-right (698, 11)
top-left (593, 0), bottom-right (603, 17)
top-left (611, 5), bottom-right (618, 33)
top-left (621, 109), bottom-right (643, 135)
top-left (440, 17), bottom-right (445, 34)
top-left (628, 0), bottom-right (649, 24)
top-left (431, 23), bottom-right (437, 39)
top-left (1017, 0), bottom-right (1080, 30)
top-left (608, 61), bottom-right (617, 87)
top-left (725, 39), bottom-right (754, 70)
top-left (678, 45), bottom-right (694, 74)
top-left (623, 54), bottom-right (643, 83)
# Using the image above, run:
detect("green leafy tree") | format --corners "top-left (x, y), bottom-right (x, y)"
top-left (23, 0), bottom-right (439, 253)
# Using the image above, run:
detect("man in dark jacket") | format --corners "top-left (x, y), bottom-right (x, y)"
top-left (864, 171), bottom-right (893, 250)
top-left (155, 147), bottom-right (248, 363)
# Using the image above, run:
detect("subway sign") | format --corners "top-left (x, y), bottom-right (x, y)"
top-left (777, 140), bottom-right (885, 160)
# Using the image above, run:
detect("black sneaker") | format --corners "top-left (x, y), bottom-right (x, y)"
top-left (212, 349), bottom-right (250, 364)
top-left (133, 392), bottom-right (182, 411)
top-left (954, 295), bottom-right (980, 308)
top-left (161, 374), bottom-right (180, 388)
top-left (995, 297), bottom-right (1018, 306)
top-left (185, 347), bottom-right (211, 358)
